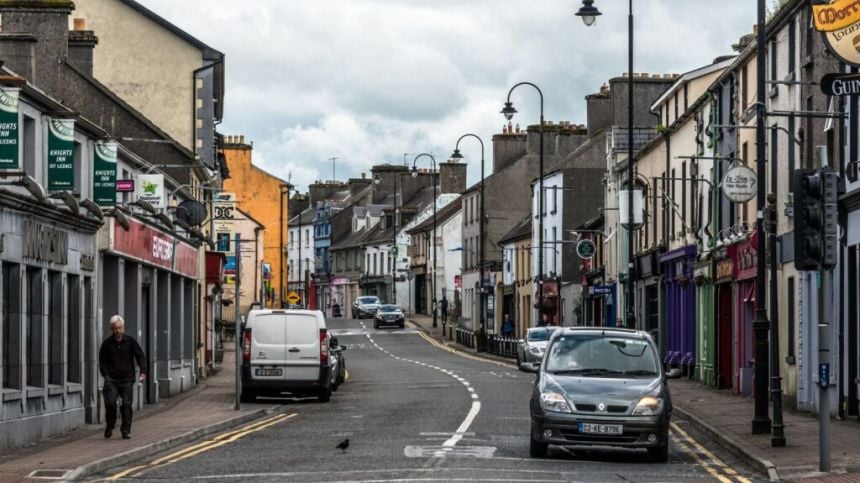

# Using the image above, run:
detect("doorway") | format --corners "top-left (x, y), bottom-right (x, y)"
top-left (142, 283), bottom-right (154, 404)
top-left (716, 283), bottom-right (733, 389)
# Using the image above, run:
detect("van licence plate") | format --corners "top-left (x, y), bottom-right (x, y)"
top-left (579, 423), bottom-right (623, 435)
top-left (256, 368), bottom-right (282, 376)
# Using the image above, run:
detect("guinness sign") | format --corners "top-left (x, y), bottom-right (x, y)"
top-left (22, 220), bottom-right (68, 265)
top-left (820, 72), bottom-right (860, 96)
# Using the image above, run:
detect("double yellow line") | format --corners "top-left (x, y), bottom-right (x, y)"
top-left (107, 412), bottom-right (296, 480)
top-left (407, 321), bottom-right (514, 369)
top-left (671, 422), bottom-right (751, 483)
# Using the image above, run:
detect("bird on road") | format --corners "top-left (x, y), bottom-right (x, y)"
top-left (336, 438), bottom-right (350, 452)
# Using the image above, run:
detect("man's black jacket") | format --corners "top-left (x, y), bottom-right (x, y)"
top-left (99, 335), bottom-right (146, 382)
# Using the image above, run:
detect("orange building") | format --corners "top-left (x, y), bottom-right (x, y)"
top-left (221, 135), bottom-right (291, 307)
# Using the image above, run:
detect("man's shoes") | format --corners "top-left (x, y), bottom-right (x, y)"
top-left (121, 433), bottom-right (131, 439)
top-left (104, 427), bottom-right (113, 438)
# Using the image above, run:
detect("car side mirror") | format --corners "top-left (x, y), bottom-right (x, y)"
top-left (519, 362), bottom-right (539, 373)
top-left (340, 344), bottom-right (348, 351)
top-left (330, 337), bottom-right (339, 348)
top-left (665, 367), bottom-right (683, 379)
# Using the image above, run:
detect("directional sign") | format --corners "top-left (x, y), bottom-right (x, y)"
top-left (721, 165), bottom-right (757, 203)
top-left (576, 239), bottom-right (597, 259)
top-left (287, 291), bottom-right (301, 305)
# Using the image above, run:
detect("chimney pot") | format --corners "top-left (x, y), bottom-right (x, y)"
top-left (73, 18), bottom-right (86, 31)
top-left (239, 135), bottom-right (245, 144)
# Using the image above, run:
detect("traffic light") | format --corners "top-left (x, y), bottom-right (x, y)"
top-left (820, 167), bottom-right (839, 268)
top-left (792, 169), bottom-right (822, 271)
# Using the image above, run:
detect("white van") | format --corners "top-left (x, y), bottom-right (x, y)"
top-left (240, 309), bottom-right (332, 402)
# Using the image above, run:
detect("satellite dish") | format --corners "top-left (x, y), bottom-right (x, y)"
top-left (175, 200), bottom-right (207, 226)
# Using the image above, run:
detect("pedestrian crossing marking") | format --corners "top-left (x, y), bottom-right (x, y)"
top-left (404, 445), bottom-right (496, 459)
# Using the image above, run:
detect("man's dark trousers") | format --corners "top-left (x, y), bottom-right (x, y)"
top-left (103, 378), bottom-right (134, 435)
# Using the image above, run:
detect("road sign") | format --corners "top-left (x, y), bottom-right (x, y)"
top-left (721, 165), bottom-right (757, 203)
top-left (287, 291), bottom-right (301, 305)
top-left (576, 239), bottom-right (597, 259)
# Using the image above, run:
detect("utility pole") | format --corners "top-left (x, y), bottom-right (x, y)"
top-left (330, 157), bottom-right (337, 182)
top-left (234, 235), bottom-right (242, 410)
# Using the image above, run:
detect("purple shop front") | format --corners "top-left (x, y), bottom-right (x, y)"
top-left (660, 245), bottom-right (697, 372)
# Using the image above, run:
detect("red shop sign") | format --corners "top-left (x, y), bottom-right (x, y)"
top-left (112, 218), bottom-right (199, 279)
top-left (729, 236), bottom-right (757, 281)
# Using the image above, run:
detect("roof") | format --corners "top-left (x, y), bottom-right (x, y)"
top-left (117, 0), bottom-right (224, 60)
top-left (497, 214), bottom-right (532, 245)
top-left (650, 57), bottom-right (736, 111)
top-left (406, 195), bottom-right (462, 234)
top-left (288, 205), bottom-right (316, 226)
top-left (331, 222), bottom-right (383, 251)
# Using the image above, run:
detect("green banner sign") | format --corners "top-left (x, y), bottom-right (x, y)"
top-left (47, 118), bottom-right (75, 191)
top-left (0, 87), bottom-right (20, 170)
top-left (93, 140), bottom-right (117, 206)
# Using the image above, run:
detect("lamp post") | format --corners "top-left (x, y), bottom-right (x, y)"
top-left (279, 184), bottom-right (290, 308)
top-left (501, 82), bottom-right (545, 326)
top-left (374, 172), bottom-right (402, 305)
top-left (451, 134), bottom-right (486, 343)
top-left (412, 154), bottom-right (439, 328)
top-left (577, 0), bottom-right (638, 330)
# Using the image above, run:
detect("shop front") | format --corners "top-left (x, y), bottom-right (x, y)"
top-left (0, 201), bottom-right (101, 451)
top-left (660, 245), bottom-right (697, 375)
top-left (204, 252), bottom-right (225, 370)
top-left (99, 216), bottom-right (200, 411)
top-left (693, 256), bottom-right (715, 385)
top-left (539, 279), bottom-right (560, 325)
top-left (635, 249), bottom-right (662, 347)
top-left (729, 237), bottom-right (756, 396)
top-left (712, 248), bottom-right (734, 389)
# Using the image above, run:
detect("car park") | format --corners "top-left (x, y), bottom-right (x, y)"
top-left (374, 304), bottom-right (405, 329)
top-left (240, 309), bottom-right (333, 403)
top-left (519, 327), bottom-right (682, 462)
top-left (352, 296), bottom-right (381, 318)
top-left (516, 326), bottom-right (558, 364)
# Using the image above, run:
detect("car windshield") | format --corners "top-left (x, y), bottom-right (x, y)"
top-left (544, 334), bottom-right (659, 376)
top-left (357, 297), bottom-right (379, 304)
top-left (378, 305), bottom-right (400, 313)
top-left (527, 328), bottom-right (556, 342)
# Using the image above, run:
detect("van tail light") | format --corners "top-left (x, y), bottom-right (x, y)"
top-left (242, 329), bottom-right (252, 364)
top-left (320, 329), bottom-right (329, 364)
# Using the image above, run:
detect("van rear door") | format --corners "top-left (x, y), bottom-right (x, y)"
top-left (284, 313), bottom-right (322, 381)
top-left (249, 313), bottom-right (289, 381)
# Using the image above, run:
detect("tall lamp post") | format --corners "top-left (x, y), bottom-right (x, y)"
top-left (577, 0), bottom-right (639, 330)
top-left (450, 134), bottom-right (486, 341)
top-left (501, 83), bottom-right (545, 325)
top-left (412, 153), bottom-right (438, 328)
top-left (279, 184), bottom-right (290, 308)
top-left (374, 171), bottom-right (403, 305)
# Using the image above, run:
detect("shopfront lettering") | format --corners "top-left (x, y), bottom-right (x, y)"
top-left (716, 259), bottom-right (733, 281)
top-left (814, 0), bottom-right (860, 32)
top-left (152, 236), bottom-right (174, 263)
top-left (22, 220), bottom-right (68, 265)
top-left (739, 246), bottom-right (756, 272)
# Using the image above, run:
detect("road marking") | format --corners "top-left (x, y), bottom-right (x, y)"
top-left (105, 413), bottom-right (296, 480)
top-left (405, 445), bottom-right (496, 458)
top-left (671, 422), bottom-right (751, 483)
top-left (407, 322), bottom-right (514, 369)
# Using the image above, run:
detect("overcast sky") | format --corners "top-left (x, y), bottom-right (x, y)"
top-left (138, 0), bottom-right (757, 191)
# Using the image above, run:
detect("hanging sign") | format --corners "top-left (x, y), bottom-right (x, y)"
top-left (576, 239), bottom-right (597, 259)
top-left (0, 87), bottom-right (20, 169)
top-left (93, 140), bottom-right (118, 206)
top-left (47, 118), bottom-right (75, 191)
top-left (133, 173), bottom-right (166, 209)
top-left (820, 72), bottom-right (860, 95)
top-left (721, 165), bottom-right (757, 203)
top-left (812, 0), bottom-right (860, 32)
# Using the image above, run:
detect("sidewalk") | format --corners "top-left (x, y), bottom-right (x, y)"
top-left (0, 343), bottom-right (276, 482)
top-left (408, 315), bottom-right (860, 482)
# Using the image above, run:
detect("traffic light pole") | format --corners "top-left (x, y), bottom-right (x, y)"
top-left (819, 265), bottom-right (832, 472)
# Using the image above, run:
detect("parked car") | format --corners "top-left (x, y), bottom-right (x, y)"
top-left (519, 327), bottom-right (682, 462)
top-left (352, 296), bottom-right (381, 319)
top-left (329, 336), bottom-right (347, 390)
top-left (240, 309), bottom-right (333, 403)
top-left (516, 326), bottom-right (558, 364)
top-left (374, 304), bottom-right (405, 329)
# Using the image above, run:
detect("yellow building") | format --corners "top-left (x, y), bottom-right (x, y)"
top-left (222, 135), bottom-right (291, 307)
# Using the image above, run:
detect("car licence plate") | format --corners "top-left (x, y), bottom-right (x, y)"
top-left (256, 368), bottom-right (282, 377)
top-left (579, 423), bottom-right (623, 435)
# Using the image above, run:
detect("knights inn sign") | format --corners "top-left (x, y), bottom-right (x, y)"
top-left (22, 220), bottom-right (68, 265)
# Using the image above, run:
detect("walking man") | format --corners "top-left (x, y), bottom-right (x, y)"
top-left (99, 315), bottom-right (146, 439)
top-left (440, 295), bottom-right (449, 324)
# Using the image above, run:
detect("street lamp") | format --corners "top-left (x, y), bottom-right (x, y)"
top-left (411, 154), bottom-right (438, 328)
top-left (374, 172), bottom-right (402, 305)
top-left (502, 82), bottom-right (545, 326)
top-left (577, 0), bottom-right (638, 330)
top-left (451, 134), bottom-right (486, 345)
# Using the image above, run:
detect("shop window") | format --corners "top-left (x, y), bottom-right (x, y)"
top-left (26, 267), bottom-right (44, 388)
top-left (67, 275), bottom-right (81, 383)
top-left (2, 263), bottom-right (22, 389)
top-left (48, 271), bottom-right (62, 386)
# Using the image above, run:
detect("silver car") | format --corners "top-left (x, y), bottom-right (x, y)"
top-left (516, 327), bottom-right (558, 364)
top-left (352, 296), bottom-right (380, 319)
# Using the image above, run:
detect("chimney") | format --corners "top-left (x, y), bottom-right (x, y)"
top-left (586, 87), bottom-right (612, 137)
top-left (0, 0), bottom-right (74, 89)
top-left (492, 127), bottom-right (527, 173)
top-left (439, 162), bottom-right (466, 194)
top-left (308, 181), bottom-right (346, 205)
top-left (68, 18), bottom-right (98, 76)
top-left (369, 164), bottom-right (409, 204)
top-left (348, 177), bottom-right (371, 196)
top-left (289, 193), bottom-right (310, 222)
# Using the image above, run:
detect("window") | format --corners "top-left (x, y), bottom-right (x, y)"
top-left (48, 271), bottom-right (62, 386)
top-left (788, 19), bottom-right (796, 75)
top-left (684, 83), bottom-right (689, 111)
top-left (3, 263), bottom-right (22, 389)
top-left (305, 229), bottom-right (310, 247)
top-left (741, 66), bottom-right (748, 110)
top-left (674, 92), bottom-right (679, 121)
top-left (26, 267), bottom-right (43, 387)
top-left (671, 168), bottom-right (676, 239)
top-left (681, 162), bottom-right (687, 232)
top-left (551, 186), bottom-right (558, 213)
top-left (23, 116), bottom-right (36, 180)
top-left (770, 40), bottom-right (778, 84)
top-left (552, 227), bottom-right (557, 272)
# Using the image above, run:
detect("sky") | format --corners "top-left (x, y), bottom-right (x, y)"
top-left (137, 0), bottom-right (758, 192)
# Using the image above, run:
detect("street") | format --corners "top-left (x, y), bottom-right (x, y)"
top-left (94, 318), bottom-right (761, 482)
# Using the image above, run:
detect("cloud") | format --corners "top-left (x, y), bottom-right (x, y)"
top-left (136, 0), bottom-right (756, 190)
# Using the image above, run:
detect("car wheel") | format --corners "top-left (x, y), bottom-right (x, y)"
top-left (516, 352), bottom-right (521, 366)
top-left (399, 323), bottom-right (405, 329)
top-left (529, 435), bottom-right (548, 458)
top-left (239, 390), bottom-right (256, 403)
top-left (318, 387), bottom-right (332, 403)
top-left (648, 444), bottom-right (669, 463)
top-left (374, 322), bottom-right (379, 329)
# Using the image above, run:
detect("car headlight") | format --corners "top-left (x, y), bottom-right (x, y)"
top-left (539, 392), bottom-right (573, 413)
top-left (528, 346), bottom-right (543, 355)
top-left (632, 396), bottom-right (664, 416)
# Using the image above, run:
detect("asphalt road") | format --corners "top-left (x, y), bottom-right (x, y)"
top-left (94, 317), bottom-right (763, 482)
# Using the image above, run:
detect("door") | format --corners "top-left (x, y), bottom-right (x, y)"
top-left (716, 284), bottom-right (732, 389)
top-left (283, 313), bottom-right (322, 381)
top-left (142, 284), bottom-right (154, 404)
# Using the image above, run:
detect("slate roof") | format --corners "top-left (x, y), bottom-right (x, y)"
top-left (407, 195), bottom-right (462, 234)
top-left (497, 214), bottom-right (532, 245)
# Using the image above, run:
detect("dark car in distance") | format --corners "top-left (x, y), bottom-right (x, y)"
top-left (519, 327), bottom-right (682, 462)
top-left (374, 304), bottom-right (405, 329)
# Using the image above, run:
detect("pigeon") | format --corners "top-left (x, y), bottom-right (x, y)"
top-left (336, 438), bottom-right (350, 452)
